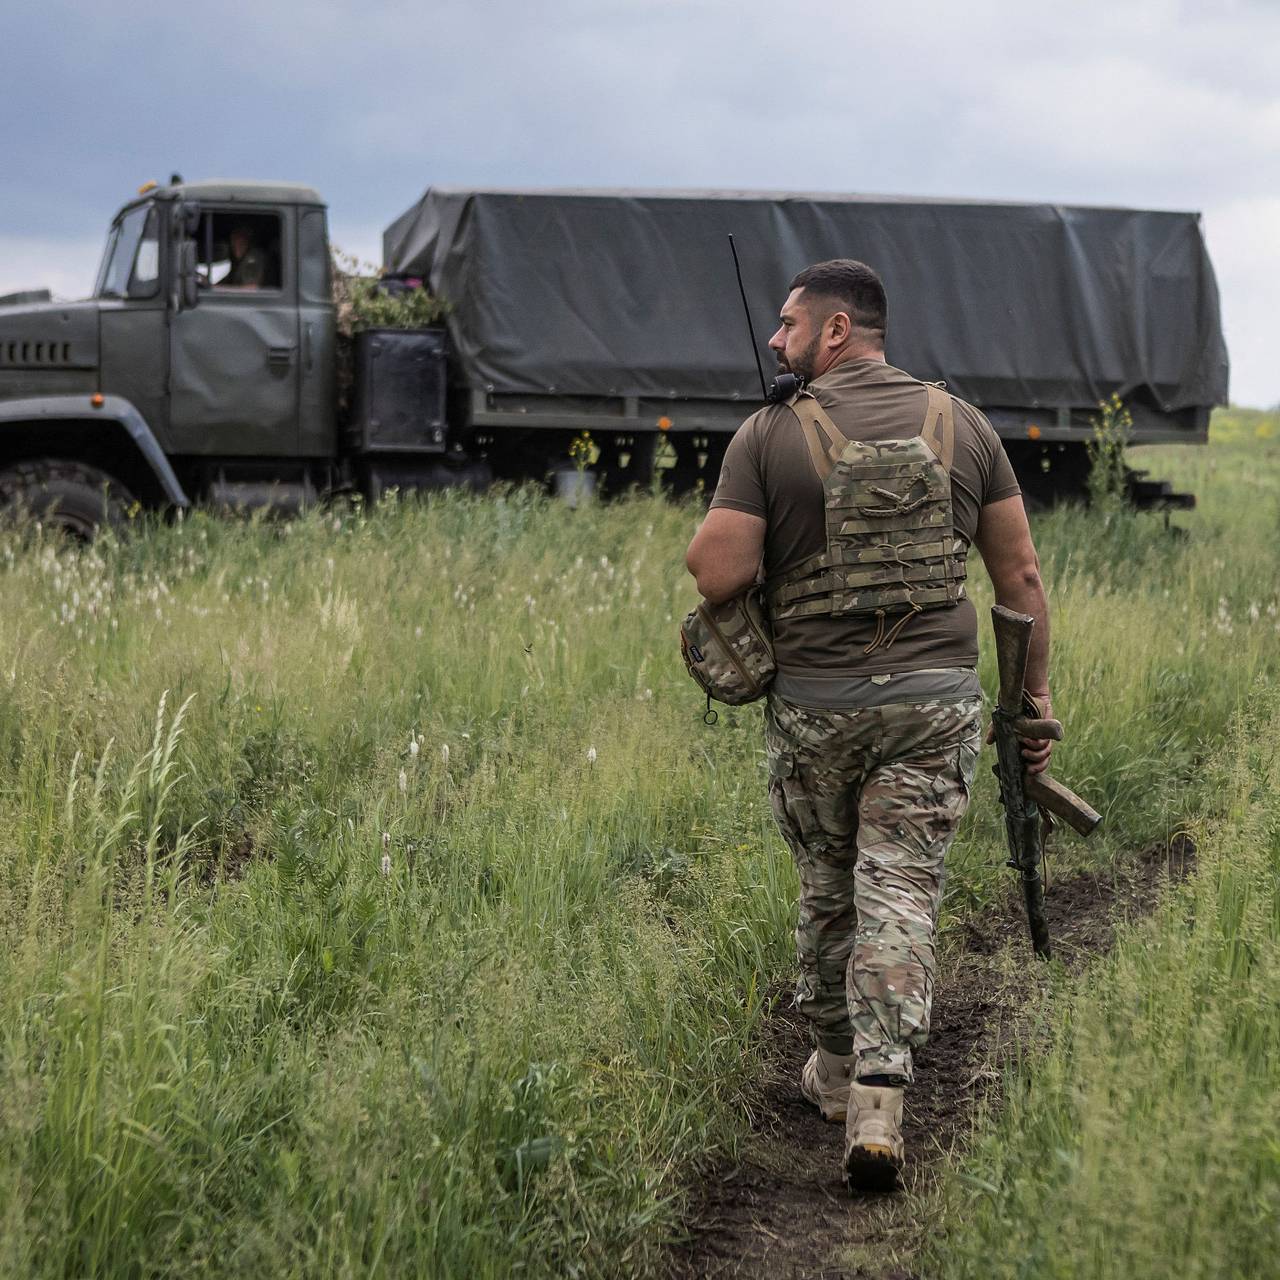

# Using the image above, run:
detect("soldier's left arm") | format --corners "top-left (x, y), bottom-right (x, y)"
top-left (975, 495), bottom-right (1054, 773)
top-left (685, 509), bottom-right (766, 604)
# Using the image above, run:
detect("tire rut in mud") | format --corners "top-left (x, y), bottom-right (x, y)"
top-left (667, 836), bottom-right (1195, 1280)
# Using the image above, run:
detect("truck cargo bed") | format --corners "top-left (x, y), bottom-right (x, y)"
top-left (384, 187), bottom-right (1227, 441)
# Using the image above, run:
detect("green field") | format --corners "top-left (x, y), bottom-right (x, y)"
top-left (926, 409), bottom-right (1280, 1280)
top-left (0, 409), bottom-right (1277, 1277)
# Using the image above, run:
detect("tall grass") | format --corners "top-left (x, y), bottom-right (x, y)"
top-left (922, 408), bottom-right (1280, 1278)
top-left (0, 412), bottom-right (1275, 1276)
top-left (925, 698), bottom-right (1280, 1279)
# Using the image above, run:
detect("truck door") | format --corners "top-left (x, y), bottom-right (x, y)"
top-left (168, 206), bottom-right (298, 456)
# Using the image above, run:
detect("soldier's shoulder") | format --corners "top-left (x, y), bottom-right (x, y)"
top-left (736, 401), bottom-right (793, 440)
top-left (919, 380), bottom-right (992, 434)
top-left (949, 394), bottom-right (997, 440)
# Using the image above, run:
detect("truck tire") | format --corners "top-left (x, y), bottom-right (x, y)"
top-left (0, 459), bottom-right (136, 540)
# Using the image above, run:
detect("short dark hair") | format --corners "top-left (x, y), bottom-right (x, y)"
top-left (789, 259), bottom-right (887, 343)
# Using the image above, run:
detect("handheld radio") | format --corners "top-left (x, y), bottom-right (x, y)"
top-left (728, 234), bottom-right (801, 404)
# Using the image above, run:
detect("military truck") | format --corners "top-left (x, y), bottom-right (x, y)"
top-left (0, 178), bottom-right (1228, 535)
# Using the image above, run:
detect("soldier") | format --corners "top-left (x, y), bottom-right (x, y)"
top-left (685, 259), bottom-right (1053, 1191)
top-left (222, 225), bottom-right (267, 289)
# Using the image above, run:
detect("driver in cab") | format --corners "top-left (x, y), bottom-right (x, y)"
top-left (220, 225), bottom-right (266, 289)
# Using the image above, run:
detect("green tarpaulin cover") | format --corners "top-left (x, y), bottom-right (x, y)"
top-left (384, 188), bottom-right (1227, 412)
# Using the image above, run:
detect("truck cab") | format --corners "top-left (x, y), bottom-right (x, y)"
top-left (0, 180), bottom-right (348, 532)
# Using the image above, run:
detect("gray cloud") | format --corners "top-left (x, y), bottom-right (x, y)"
top-left (2, 0), bottom-right (1276, 402)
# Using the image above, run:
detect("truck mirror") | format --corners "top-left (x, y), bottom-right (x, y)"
top-left (182, 201), bottom-right (201, 236)
top-left (177, 239), bottom-right (200, 311)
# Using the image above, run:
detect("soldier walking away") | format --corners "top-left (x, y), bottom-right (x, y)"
top-left (685, 259), bottom-right (1054, 1192)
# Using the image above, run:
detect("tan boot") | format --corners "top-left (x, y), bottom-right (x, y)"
top-left (843, 1081), bottom-right (905, 1192)
top-left (799, 1047), bottom-right (855, 1122)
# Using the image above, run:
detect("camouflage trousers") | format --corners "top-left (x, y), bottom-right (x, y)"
top-left (765, 691), bottom-right (982, 1082)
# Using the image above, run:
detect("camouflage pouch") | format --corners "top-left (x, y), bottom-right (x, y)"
top-left (680, 588), bottom-right (776, 716)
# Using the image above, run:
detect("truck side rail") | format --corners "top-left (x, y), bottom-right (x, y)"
top-left (468, 388), bottom-right (1211, 444)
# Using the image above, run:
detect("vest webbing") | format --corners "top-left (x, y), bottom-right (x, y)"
top-left (766, 384), bottom-right (968, 643)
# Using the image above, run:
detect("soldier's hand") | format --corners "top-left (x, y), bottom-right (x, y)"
top-left (983, 691), bottom-right (1055, 775)
top-left (1019, 692), bottom-right (1053, 775)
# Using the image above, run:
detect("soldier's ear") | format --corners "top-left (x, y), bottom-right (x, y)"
top-left (827, 310), bottom-right (852, 345)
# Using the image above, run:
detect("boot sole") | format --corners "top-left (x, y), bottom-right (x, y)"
top-left (843, 1144), bottom-right (903, 1193)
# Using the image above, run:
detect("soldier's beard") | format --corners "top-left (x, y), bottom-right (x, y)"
top-left (778, 332), bottom-right (821, 384)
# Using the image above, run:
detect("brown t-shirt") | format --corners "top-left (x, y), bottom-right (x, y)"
top-left (710, 358), bottom-right (1020, 675)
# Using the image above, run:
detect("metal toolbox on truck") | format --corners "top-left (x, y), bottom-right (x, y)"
top-left (349, 327), bottom-right (447, 454)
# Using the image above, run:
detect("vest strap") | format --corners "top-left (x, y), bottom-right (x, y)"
top-left (775, 584), bottom-right (963, 620)
top-left (770, 556), bottom-right (966, 605)
top-left (920, 384), bottom-right (956, 472)
top-left (789, 391), bottom-right (853, 483)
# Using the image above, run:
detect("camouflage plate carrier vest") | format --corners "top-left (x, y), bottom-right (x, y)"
top-left (765, 384), bottom-right (966, 653)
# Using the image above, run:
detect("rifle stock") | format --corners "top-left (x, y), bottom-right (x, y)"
top-left (991, 604), bottom-right (1033, 712)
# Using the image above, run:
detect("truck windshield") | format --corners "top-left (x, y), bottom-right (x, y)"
top-left (95, 204), bottom-right (155, 299)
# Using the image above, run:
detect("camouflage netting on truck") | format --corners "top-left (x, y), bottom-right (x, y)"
top-left (382, 188), bottom-right (1228, 414)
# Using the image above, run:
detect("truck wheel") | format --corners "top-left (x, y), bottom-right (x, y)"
top-left (0, 460), bottom-right (136, 540)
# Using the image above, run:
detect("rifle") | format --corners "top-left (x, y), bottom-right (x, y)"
top-left (990, 605), bottom-right (1102, 959)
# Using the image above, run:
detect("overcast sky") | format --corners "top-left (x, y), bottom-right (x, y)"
top-left (2, 0), bottom-right (1276, 405)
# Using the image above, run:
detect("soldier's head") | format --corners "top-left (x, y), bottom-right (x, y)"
top-left (769, 259), bottom-right (887, 382)
top-left (229, 224), bottom-right (254, 260)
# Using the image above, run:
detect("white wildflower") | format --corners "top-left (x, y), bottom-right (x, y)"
top-left (441, 743), bottom-right (450, 766)
top-left (380, 854), bottom-right (391, 877)
top-left (398, 769), bottom-right (408, 794)
top-left (587, 746), bottom-right (597, 766)
top-left (409, 739), bottom-right (420, 759)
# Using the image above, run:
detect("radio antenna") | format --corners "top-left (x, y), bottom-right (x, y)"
top-left (728, 234), bottom-right (769, 401)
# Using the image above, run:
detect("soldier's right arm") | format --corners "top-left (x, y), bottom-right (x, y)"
top-left (687, 413), bottom-right (768, 603)
top-left (708, 408), bottom-right (768, 518)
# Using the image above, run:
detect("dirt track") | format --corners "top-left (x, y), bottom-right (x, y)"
top-left (668, 837), bottom-right (1195, 1280)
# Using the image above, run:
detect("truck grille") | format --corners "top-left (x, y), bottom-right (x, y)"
top-left (0, 340), bottom-right (74, 368)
